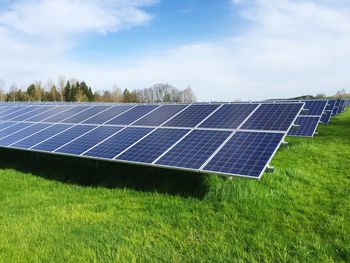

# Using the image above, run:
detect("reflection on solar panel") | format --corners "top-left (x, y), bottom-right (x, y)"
top-left (288, 117), bottom-right (320, 137)
top-left (0, 101), bottom-right (305, 179)
top-left (202, 131), bottom-right (284, 178)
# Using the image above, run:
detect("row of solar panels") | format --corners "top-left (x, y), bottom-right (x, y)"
top-left (0, 98), bottom-right (348, 179)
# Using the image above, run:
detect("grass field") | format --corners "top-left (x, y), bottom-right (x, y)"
top-left (0, 110), bottom-right (349, 262)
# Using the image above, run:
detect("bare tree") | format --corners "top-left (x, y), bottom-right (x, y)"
top-left (0, 79), bottom-right (6, 101)
top-left (111, 84), bottom-right (123, 102)
top-left (335, 89), bottom-right (346, 98)
top-left (57, 75), bottom-right (66, 101)
top-left (9, 82), bottom-right (18, 101)
top-left (182, 86), bottom-right (197, 103)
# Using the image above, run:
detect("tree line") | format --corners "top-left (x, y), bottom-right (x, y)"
top-left (0, 76), bottom-right (197, 103)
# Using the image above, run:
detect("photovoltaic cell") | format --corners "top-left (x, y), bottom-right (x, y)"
top-left (203, 131), bottom-right (284, 178)
top-left (83, 105), bottom-right (134, 124)
top-left (0, 107), bottom-right (24, 117)
top-left (0, 106), bottom-right (40, 121)
top-left (162, 104), bottom-right (220, 128)
top-left (241, 103), bottom-right (303, 131)
top-left (0, 122), bottom-right (32, 139)
top-left (56, 126), bottom-right (122, 155)
top-left (156, 130), bottom-right (231, 169)
top-left (9, 106), bottom-right (56, 121)
top-left (118, 128), bottom-right (189, 163)
top-left (42, 106), bottom-right (91, 122)
top-left (11, 124), bottom-right (72, 149)
top-left (132, 105), bottom-right (188, 126)
top-left (61, 105), bottom-right (111, 124)
top-left (300, 101), bottom-right (327, 116)
top-left (199, 104), bottom-right (258, 129)
top-left (288, 117), bottom-right (320, 137)
top-left (0, 122), bottom-right (17, 131)
top-left (84, 127), bottom-right (153, 159)
top-left (33, 125), bottom-right (95, 152)
top-left (0, 123), bottom-right (50, 146)
top-left (106, 105), bottom-right (159, 125)
top-left (26, 106), bottom-right (72, 122)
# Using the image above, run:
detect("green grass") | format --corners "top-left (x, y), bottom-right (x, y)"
top-left (0, 110), bottom-right (349, 262)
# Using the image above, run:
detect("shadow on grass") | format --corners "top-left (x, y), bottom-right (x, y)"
top-left (0, 148), bottom-right (210, 199)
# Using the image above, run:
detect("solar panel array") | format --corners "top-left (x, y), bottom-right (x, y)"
top-left (287, 100), bottom-right (327, 137)
top-left (0, 102), bottom-right (304, 179)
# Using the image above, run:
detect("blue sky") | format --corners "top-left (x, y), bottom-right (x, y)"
top-left (0, 0), bottom-right (350, 101)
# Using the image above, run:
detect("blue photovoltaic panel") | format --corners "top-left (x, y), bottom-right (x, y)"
top-left (332, 99), bottom-right (341, 116)
top-left (132, 105), bottom-right (188, 126)
top-left (320, 110), bottom-right (332, 124)
top-left (83, 105), bottom-right (133, 124)
top-left (0, 123), bottom-right (50, 146)
top-left (11, 124), bottom-right (72, 149)
top-left (326, 100), bottom-right (336, 111)
top-left (9, 106), bottom-right (55, 122)
top-left (337, 100), bottom-right (345, 114)
top-left (0, 107), bottom-right (26, 118)
top-left (56, 126), bottom-right (122, 155)
top-left (118, 128), bottom-right (189, 163)
top-left (162, 104), bottom-right (220, 128)
top-left (300, 101), bottom-right (327, 116)
top-left (241, 103), bottom-right (303, 131)
top-left (288, 117), bottom-right (320, 137)
top-left (33, 125), bottom-right (95, 152)
top-left (0, 122), bottom-right (32, 139)
top-left (156, 130), bottom-right (231, 170)
top-left (107, 105), bottom-right (159, 125)
top-left (61, 105), bottom-right (111, 124)
top-left (199, 104), bottom-right (258, 129)
top-left (25, 106), bottom-right (72, 122)
top-left (0, 106), bottom-right (40, 121)
top-left (203, 131), bottom-right (284, 178)
top-left (0, 122), bottom-right (17, 131)
top-left (84, 127), bottom-right (153, 159)
top-left (42, 106), bottom-right (91, 123)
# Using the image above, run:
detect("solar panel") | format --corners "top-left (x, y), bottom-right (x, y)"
top-left (202, 131), bottom-right (284, 178)
top-left (33, 125), bottom-right (95, 152)
top-left (55, 126), bottom-right (122, 155)
top-left (0, 123), bottom-right (50, 146)
top-left (162, 104), bottom-right (220, 128)
top-left (0, 106), bottom-right (40, 121)
top-left (83, 105), bottom-right (134, 124)
top-left (42, 106), bottom-right (91, 123)
top-left (61, 105), bottom-right (111, 124)
top-left (118, 128), bottom-right (190, 164)
top-left (288, 117), bottom-right (320, 137)
top-left (300, 101), bottom-right (327, 116)
top-left (133, 105), bottom-right (188, 127)
top-left (25, 106), bottom-right (72, 122)
top-left (241, 103), bottom-right (303, 131)
top-left (106, 105), bottom-right (159, 125)
top-left (0, 101), bottom-right (304, 179)
top-left (199, 103), bottom-right (258, 129)
top-left (11, 124), bottom-right (73, 149)
top-left (155, 130), bottom-right (231, 170)
top-left (320, 110), bottom-right (332, 124)
top-left (84, 127), bottom-right (153, 159)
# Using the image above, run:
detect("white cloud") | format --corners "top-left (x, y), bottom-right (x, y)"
top-left (1, 0), bottom-right (350, 101)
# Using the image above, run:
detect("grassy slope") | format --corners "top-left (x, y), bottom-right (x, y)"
top-left (0, 110), bottom-right (349, 263)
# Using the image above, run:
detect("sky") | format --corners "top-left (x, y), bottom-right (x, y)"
top-left (0, 0), bottom-right (350, 101)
